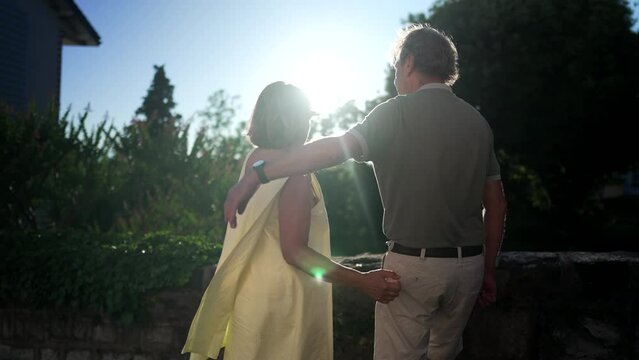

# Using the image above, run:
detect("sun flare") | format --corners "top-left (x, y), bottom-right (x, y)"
top-left (285, 53), bottom-right (356, 116)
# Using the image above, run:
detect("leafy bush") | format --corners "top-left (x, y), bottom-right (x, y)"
top-left (0, 88), bottom-right (247, 238)
top-left (0, 105), bottom-right (117, 230)
top-left (0, 230), bottom-right (221, 323)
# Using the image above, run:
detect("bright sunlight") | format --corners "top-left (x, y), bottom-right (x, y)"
top-left (285, 53), bottom-right (358, 116)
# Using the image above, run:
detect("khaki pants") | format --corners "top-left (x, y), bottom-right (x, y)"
top-left (374, 250), bottom-right (484, 360)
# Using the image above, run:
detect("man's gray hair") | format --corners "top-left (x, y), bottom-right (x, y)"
top-left (393, 24), bottom-right (459, 85)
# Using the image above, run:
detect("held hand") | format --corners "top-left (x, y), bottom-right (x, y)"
top-left (358, 269), bottom-right (401, 304)
top-left (477, 271), bottom-right (497, 308)
top-left (224, 174), bottom-right (260, 228)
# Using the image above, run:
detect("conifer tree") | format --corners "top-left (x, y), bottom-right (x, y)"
top-left (135, 64), bottom-right (181, 137)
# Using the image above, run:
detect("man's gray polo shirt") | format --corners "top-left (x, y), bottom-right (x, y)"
top-left (348, 83), bottom-right (501, 248)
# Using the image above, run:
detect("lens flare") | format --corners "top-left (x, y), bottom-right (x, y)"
top-left (310, 267), bottom-right (326, 281)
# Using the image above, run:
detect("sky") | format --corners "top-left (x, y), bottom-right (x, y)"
top-left (60, 0), bottom-right (436, 130)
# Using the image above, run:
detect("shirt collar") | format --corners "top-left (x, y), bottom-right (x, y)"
top-left (417, 82), bottom-right (452, 92)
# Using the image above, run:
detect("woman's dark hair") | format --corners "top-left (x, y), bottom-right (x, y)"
top-left (247, 82), bottom-right (312, 149)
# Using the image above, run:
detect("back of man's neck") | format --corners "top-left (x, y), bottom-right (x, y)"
top-left (408, 75), bottom-right (445, 93)
top-left (417, 77), bottom-right (445, 88)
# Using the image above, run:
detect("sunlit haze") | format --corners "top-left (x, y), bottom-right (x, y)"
top-left (60, 1), bottom-right (435, 129)
top-left (286, 53), bottom-right (357, 115)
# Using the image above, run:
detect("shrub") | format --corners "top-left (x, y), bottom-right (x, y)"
top-left (0, 230), bottom-right (221, 323)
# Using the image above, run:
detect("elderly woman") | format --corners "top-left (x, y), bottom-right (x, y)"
top-left (182, 82), bottom-right (400, 360)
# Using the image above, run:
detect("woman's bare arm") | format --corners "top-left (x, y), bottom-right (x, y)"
top-left (278, 174), bottom-right (401, 303)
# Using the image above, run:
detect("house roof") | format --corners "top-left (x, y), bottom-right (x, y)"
top-left (47, 0), bottom-right (101, 46)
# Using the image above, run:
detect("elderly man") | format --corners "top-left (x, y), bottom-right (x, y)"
top-left (225, 24), bottom-right (507, 360)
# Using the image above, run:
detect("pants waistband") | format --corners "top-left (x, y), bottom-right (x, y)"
top-left (387, 241), bottom-right (483, 258)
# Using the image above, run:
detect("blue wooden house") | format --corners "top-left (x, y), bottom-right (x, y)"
top-left (0, 0), bottom-right (100, 112)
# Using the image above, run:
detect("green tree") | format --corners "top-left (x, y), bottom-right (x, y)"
top-left (113, 65), bottom-right (185, 232)
top-left (399, 0), bottom-right (639, 249)
top-left (0, 104), bottom-right (118, 231)
top-left (135, 64), bottom-right (181, 136)
top-left (113, 65), bottom-right (247, 237)
top-left (364, 65), bottom-right (397, 112)
top-left (0, 64), bottom-right (249, 238)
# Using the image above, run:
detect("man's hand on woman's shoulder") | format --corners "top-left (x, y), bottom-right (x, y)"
top-left (224, 173), bottom-right (260, 228)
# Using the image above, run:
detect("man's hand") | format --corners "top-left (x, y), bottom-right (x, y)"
top-left (357, 269), bottom-right (402, 304)
top-left (477, 271), bottom-right (497, 308)
top-left (224, 173), bottom-right (260, 228)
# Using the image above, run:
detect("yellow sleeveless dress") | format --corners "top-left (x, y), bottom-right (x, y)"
top-left (182, 151), bottom-right (333, 360)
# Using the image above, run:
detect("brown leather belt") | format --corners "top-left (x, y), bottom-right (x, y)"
top-left (389, 242), bottom-right (483, 258)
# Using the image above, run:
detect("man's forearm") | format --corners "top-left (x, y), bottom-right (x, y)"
top-left (263, 136), bottom-right (356, 181)
top-left (224, 135), bottom-right (360, 228)
top-left (484, 207), bottom-right (506, 273)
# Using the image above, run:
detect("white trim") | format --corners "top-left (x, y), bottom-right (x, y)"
top-left (417, 83), bottom-right (452, 92)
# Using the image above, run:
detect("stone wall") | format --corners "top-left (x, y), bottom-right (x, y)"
top-left (461, 252), bottom-right (639, 360)
top-left (1, 252), bottom-right (637, 360)
top-left (0, 290), bottom-right (202, 360)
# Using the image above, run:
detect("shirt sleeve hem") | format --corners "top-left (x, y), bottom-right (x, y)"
top-left (486, 174), bottom-right (502, 181)
top-left (346, 129), bottom-right (369, 162)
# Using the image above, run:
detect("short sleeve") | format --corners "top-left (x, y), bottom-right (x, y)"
top-left (347, 97), bottom-right (401, 163)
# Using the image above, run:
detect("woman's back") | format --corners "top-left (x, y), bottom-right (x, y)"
top-left (227, 152), bottom-right (332, 359)
top-left (183, 148), bottom-right (333, 360)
